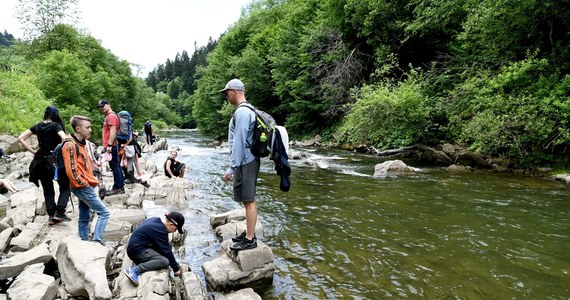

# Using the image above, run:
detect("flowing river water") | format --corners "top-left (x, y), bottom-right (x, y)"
top-left (147, 130), bottom-right (570, 299)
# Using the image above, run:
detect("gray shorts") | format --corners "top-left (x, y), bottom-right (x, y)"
top-left (233, 158), bottom-right (260, 203)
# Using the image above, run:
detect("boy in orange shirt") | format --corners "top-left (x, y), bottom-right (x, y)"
top-left (62, 115), bottom-right (110, 243)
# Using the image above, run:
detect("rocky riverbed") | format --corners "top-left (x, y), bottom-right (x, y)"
top-left (0, 135), bottom-right (270, 299)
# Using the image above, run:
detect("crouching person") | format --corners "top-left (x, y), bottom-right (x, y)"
top-left (124, 212), bottom-right (185, 286)
top-left (63, 115), bottom-right (110, 243)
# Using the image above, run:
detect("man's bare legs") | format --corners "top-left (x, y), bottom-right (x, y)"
top-left (244, 201), bottom-right (257, 240)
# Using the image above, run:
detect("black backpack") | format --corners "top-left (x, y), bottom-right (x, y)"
top-left (52, 138), bottom-right (79, 181)
top-left (238, 103), bottom-right (277, 158)
top-left (144, 121), bottom-right (152, 132)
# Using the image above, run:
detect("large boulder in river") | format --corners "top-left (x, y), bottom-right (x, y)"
top-left (373, 160), bottom-right (419, 178)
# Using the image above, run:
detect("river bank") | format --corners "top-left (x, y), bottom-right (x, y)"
top-left (2, 130), bottom-right (570, 299)
top-left (292, 133), bottom-right (570, 182)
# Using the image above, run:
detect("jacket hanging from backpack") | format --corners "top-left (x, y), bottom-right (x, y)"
top-left (235, 102), bottom-right (291, 192)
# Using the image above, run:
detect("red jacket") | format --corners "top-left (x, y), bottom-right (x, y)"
top-left (62, 136), bottom-right (99, 189)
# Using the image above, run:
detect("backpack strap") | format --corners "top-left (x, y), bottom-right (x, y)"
top-left (233, 102), bottom-right (255, 126)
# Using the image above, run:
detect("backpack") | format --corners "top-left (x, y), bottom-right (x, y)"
top-left (143, 121), bottom-right (152, 132)
top-left (238, 103), bottom-right (285, 158)
top-left (53, 138), bottom-right (79, 181)
top-left (115, 111), bottom-right (133, 142)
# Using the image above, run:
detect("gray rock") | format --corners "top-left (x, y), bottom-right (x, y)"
top-left (182, 271), bottom-right (209, 299)
top-left (373, 160), bottom-right (419, 177)
top-left (214, 288), bottom-right (262, 300)
top-left (456, 151), bottom-right (491, 168)
top-left (0, 243), bottom-right (52, 280)
top-left (210, 208), bottom-right (246, 228)
top-left (215, 221), bottom-right (263, 242)
top-left (203, 240), bottom-right (274, 292)
top-left (554, 174), bottom-right (570, 184)
top-left (6, 263), bottom-right (59, 300)
top-left (0, 227), bottom-right (15, 253)
top-left (446, 164), bottom-right (469, 171)
top-left (56, 237), bottom-right (113, 299)
top-left (137, 269), bottom-right (170, 299)
top-left (9, 222), bottom-right (48, 252)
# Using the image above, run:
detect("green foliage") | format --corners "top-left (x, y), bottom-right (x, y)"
top-left (0, 30), bottom-right (16, 47)
top-left (0, 72), bottom-right (50, 135)
top-left (33, 49), bottom-right (93, 108)
top-left (5, 0), bottom-right (570, 169)
top-left (338, 74), bottom-right (433, 149)
top-left (457, 0), bottom-right (569, 67)
top-left (448, 57), bottom-right (570, 166)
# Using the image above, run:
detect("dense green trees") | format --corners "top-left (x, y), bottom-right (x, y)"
top-left (0, 31), bottom-right (15, 48)
top-left (0, 24), bottom-right (165, 139)
top-left (187, 0), bottom-right (569, 168)
top-left (2, 0), bottom-right (569, 168)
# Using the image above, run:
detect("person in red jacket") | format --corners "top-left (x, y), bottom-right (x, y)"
top-left (62, 115), bottom-right (110, 243)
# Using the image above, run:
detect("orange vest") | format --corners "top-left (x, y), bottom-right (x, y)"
top-left (62, 136), bottom-right (99, 189)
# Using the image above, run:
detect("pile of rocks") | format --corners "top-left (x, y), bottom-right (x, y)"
top-left (0, 135), bottom-right (273, 299)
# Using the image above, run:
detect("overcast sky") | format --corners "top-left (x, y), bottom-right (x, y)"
top-left (0, 0), bottom-right (251, 76)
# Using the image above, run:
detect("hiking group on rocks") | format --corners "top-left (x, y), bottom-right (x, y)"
top-left (0, 86), bottom-right (280, 299)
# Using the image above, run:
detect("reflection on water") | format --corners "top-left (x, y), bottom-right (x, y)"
top-left (148, 130), bottom-right (570, 299)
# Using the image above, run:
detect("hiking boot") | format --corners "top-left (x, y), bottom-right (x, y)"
top-left (230, 237), bottom-right (257, 251)
top-left (124, 267), bottom-right (140, 286)
top-left (53, 212), bottom-right (71, 222)
top-left (106, 188), bottom-right (124, 196)
top-left (140, 180), bottom-right (150, 188)
top-left (124, 178), bottom-right (135, 184)
top-left (48, 217), bottom-right (61, 226)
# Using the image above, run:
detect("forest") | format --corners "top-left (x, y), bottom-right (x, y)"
top-left (1, 0), bottom-right (569, 169)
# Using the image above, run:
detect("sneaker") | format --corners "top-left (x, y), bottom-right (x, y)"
top-left (124, 267), bottom-right (140, 286)
top-left (232, 231), bottom-right (246, 242)
top-left (230, 237), bottom-right (257, 251)
top-left (48, 217), bottom-right (61, 226)
top-left (232, 231), bottom-right (257, 243)
top-left (53, 212), bottom-right (71, 222)
top-left (98, 188), bottom-right (106, 199)
top-left (140, 180), bottom-right (150, 188)
top-left (106, 188), bottom-right (124, 196)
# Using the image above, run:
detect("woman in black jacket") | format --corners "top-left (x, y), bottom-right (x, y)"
top-left (164, 150), bottom-right (186, 178)
top-left (18, 106), bottom-right (71, 225)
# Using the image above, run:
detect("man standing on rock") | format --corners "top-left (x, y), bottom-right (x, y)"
top-left (62, 115), bottom-right (110, 243)
top-left (124, 212), bottom-right (185, 286)
top-left (221, 78), bottom-right (260, 251)
top-left (97, 99), bottom-right (124, 196)
top-left (144, 118), bottom-right (153, 145)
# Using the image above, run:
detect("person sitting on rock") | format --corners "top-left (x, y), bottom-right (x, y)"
top-left (124, 212), bottom-right (185, 286)
top-left (163, 150), bottom-right (186, 178)
top-left (0, 178), bottom-right (19, 193)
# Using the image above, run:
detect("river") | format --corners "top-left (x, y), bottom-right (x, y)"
top-left (147, 130), bottom-right (570, 299)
